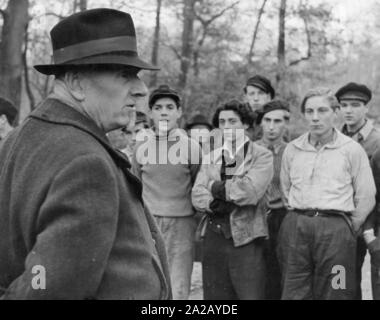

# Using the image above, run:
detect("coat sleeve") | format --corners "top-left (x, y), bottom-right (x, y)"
top-left (350, 144), bottom-right (376, 232)
top-left (2, 155), bottom-right (120, 299)
top-left (225, 146), bottom-right (273, 206)
top-left (191, 155), bottom-right (213, 213)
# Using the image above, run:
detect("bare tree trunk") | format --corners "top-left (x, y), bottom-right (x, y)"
top-left (276, 0), bottom-right (286, 95)
top-left (178, 0), bottom-right (197, 107)
top-left (0, 0), bottom-right (29, 114)
top-left (149, 0), bottom-right (162, 88)
top-left (23, 22), bottom-right (36, 110)
top-left (247, 0), bottom-right (268, 66)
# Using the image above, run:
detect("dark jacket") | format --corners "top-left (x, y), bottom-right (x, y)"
top-left (0, 98), bottom-right (171, 300)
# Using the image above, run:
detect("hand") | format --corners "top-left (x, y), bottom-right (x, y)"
top-left (210, 199), bottom-right (237, 216)
top-left (206, 165), bottom-right (221, 182)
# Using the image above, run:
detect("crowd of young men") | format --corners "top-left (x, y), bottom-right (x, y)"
top-left (0, 8), bottom-right (379, 300)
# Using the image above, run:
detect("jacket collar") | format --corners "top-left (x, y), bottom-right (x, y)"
top-left (292, 128), bottom-right (352, 152)
top-left (341, 119), bottom-right (374, 142)
top-left (29, 98), bottom-right (140, 186)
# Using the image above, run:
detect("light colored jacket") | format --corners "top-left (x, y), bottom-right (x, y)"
top-left (191, 140), bottom-right (273, 247)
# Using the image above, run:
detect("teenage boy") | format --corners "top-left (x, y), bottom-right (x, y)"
top-left (256, 99), bottom-right (290, 299)
top-left (279, 87), bottom-right (376, 300)
top-left (192, 100), bottom-right (273, 299)
top-left (133, 84), bottom-right (202, 300)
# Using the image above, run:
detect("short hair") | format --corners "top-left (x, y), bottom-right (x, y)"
top-left (300, 87), bottom-right (340, 113)
top-left (212, 100), bottom-right (254, 128)
top-left (0, 97), bottom-right (17, 125)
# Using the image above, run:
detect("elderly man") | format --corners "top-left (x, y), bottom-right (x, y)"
top-left (0, 97), bottom-right (17, 142)
top-left (278, 87), bottom-right (376, 300)
top-left (0, 9), bottom-right (171, 300)
top-left (336, 82), bottom-right (380, 299)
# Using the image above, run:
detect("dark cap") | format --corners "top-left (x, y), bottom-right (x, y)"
top-left (257, 99), bottom-right (290, 124)
top-left (0, 97), bottom-right (17, 125)
top-left (245, 75), bottom-right (275, 99)
top-left (149, 84), bottom-right (181, 108)
top-left (185, 113), bottom-right (212, 131)
top-left (335, 82), bottom-right (372, 104)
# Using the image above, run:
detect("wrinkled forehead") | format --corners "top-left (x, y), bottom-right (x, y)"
top-left (305, 95), bottom-right (332, 109)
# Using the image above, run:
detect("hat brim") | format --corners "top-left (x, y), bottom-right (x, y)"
top-left (34, 54), bottom-right (159, 75)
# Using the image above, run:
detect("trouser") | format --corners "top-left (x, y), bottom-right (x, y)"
top-left (277, 210), bottom-right (357, 300)
top-left (154, 216), bottom-right (197, 300)
top-left (202, 225), bottom-right (266, 300)
top-left (355, 236), bottom-right (367, 300)
top-left (264, 208), bottom-right (287, 300)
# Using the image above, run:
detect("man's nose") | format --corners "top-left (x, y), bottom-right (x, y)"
top-left (269, 121), bottom-right (274, 129)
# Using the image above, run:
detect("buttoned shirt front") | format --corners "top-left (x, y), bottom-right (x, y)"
top-left (281, 129), bottom-right (376, 231)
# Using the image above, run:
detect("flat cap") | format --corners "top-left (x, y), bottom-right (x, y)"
top-left (149, 84), bottom-right (181, 108)
top-left (335, 82), bottom-right (372, 104)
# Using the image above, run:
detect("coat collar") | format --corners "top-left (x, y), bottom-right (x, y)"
top-left (29, 98), bottom-right (142, 194)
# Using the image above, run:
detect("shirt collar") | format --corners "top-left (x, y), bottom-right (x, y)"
top-left (222, 135), bottom-right (249, 158)
top-left (256, 138), bottom-right (285, 154)
top-left (293, 128), bottom-right (351, 151)
top-left (341, 119), bottom-right (373, 142)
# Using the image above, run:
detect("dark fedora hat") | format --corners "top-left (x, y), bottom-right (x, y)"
top-left (185, 113), bottom-right (212, 131)
top-left (256, 99), bottom-right (290, 124)
top-left (335, 82), bottom-right (372, 104)
top-left (34, 8), bottom-right (159, 75)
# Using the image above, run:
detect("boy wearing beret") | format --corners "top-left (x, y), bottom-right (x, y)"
top-left (256, 99), bottom-right (290, 299)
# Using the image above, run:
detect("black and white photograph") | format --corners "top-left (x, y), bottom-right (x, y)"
top-left (0, 0), bottom-right (379, 306)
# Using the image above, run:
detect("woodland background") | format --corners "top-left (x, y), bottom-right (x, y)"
top-left (1, 0), bottom-right (380, 136)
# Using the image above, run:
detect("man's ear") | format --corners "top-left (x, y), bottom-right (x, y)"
top-left (177, 106), bottom-right (183, 118)
top-left (64, 70), bottom-right (85, 101)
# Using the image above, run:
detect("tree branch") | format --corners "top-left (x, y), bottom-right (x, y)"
top-left (22, 23), bottom-right (36, 110)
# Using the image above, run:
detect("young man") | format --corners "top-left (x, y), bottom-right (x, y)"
top-left (0, 97), bottom-right (17, 142)
top-left (0, 9), bottom-right (171, 299)
top-left (336, 82), bottom-right (380, 300)
top-left (256, 99), bottom-right (290, 299)
top-left (368, 148), bottom-right (380, 299)
top-left (243, 75), bottom-right (275, 141)
top-left (192, 100), bottom-right (273, 299)
top-left (279, 87), bottom-right (376, 300)
top-left (133, 84), bottom-right (202, 300)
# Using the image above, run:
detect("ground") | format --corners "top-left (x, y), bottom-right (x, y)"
top-left (189, 253), bottom-right (373, 300)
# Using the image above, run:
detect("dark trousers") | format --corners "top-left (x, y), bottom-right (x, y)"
top-left (277, 211), bottom-right (357, 300)
top-left (355, 237), bottom-right (367, 300)
top-left (371, 263), bottom-right (380, 299)
top-left (202, 226), bottom-right (266, 300)
top-left (264, 208), bottom-right (287, 300)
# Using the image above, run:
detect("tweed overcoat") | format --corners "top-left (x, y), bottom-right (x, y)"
top-left (0, 98), bottom-right (171, 300)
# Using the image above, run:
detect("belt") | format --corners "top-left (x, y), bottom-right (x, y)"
top-left (293, 209), bottom-right (349, 218)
